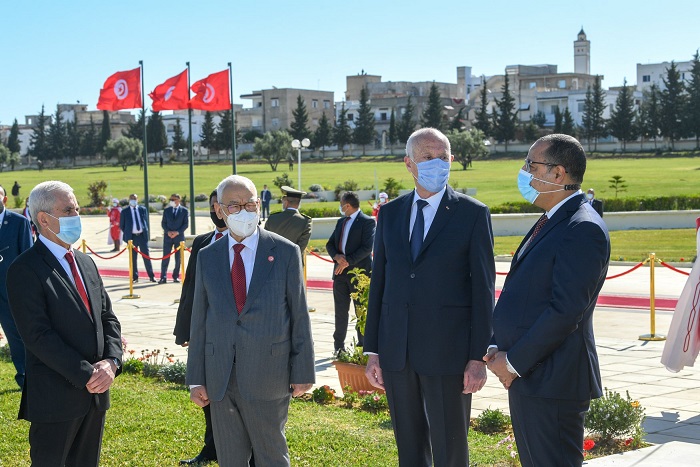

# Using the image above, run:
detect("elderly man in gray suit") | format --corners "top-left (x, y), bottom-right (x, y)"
top-left (186, 174), bottom-right (315, 467)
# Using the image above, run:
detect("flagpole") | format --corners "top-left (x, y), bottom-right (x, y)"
top-left (186, 62), bottom-right (196, 235)
top-left (140, 60), bottom-right (149, 214)
top-left (228, 62), bottom-right (237, 174)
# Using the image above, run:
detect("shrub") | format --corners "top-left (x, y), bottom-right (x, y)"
top-left (194, 193), bottom-right (208, 202)
top-left (312, 385), bottom-right (336, 404)
top-left (272, 173), bottom-right (294, 194)
top-left (334, 339), bottom-right (368, 366)
top-left (87, 180), bottom-right (108, 207)
top-left (334, 180), bottom-right (359, 200)
top-left (159, 361), bottom-right (187, 385)
top-left (359, 391), bottom-right (388, 412)
top-left (122, 358), bottom-right (144, 374)
top-left (474, 408), bottom-right (511, 434)
top-left (341, 385), bottom-right (359, 408)
top-left (382, 177), bottom-right (404, 199)
top-left (0, 342), bottom-right (11, 363)
top-left (308, 184), bottom-right (324, 192)
top-left (585, 389), bottom-right (645, 446)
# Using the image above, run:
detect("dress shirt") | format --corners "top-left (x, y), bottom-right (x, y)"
top-left (39, 235), bottom-right (86, 289)
top-left (409, 186), bottom-right (447, 242)
top-left (130, 207), bottom-right (143, 234)
top-left (210, 229), bottom-right (227, 246)
top-left (339, 209), bottom-right (360, 255)
top-left (226, 227), bottom-right (260, 293)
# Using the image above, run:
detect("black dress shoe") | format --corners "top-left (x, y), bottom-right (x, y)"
top-left (158, 278), bottom-right (167, 284)
top-left (179, 453), bottom-right (216, 465)
top-left (150, 277), bottom-right (157, 283)
top-left (133, 277), bottom-right (139, 283)
top-left (173, 278), bottom-right (180, 283)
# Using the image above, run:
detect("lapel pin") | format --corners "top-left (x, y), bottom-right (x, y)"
top-left (268, 256), bottom-right (274, 262)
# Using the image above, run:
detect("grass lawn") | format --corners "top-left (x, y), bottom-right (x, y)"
top-left (5, 154), bottom-right (700, 210)
top-left (0, 361), bottom-right (520, 466)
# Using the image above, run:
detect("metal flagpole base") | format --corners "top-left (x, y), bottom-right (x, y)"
top-left (174, 299), bottom-right (180, 304)
top-left (639, 333), bottom-right (666, 341)
top-left (122, 294), bottom-right (141, 299)
top-left (308, 306), bottom-right (316, 313)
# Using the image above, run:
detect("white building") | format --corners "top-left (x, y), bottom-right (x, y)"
top-left (637, 61), bottom-right (694, 93)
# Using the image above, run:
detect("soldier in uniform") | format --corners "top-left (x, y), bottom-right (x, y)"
top-left (264, 186), bottom-right (312, 263)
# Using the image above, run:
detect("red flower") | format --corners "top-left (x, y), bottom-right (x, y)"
top-left (583, 439), bottom-right (595, 451)
top-left (625, 438), bottom-right (633, 446)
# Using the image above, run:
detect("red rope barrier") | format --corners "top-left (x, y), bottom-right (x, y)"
top-left (605, 262), bottom-right (645, 280)
top-left (186, 247), bottom-right (192, 253)
top-left (659, 261), bottom-right (691, 276)
top-left (496, 272), bottom-right (508, 276)
top-left (84, 244), bottom-right (128, 260)
top-left (133, 247), bottom-right (181, 261)
top-left (307, 250), bottom-right (335, 263)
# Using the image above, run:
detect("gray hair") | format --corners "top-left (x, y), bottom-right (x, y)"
top-left (216, 175), bottom-right (257, 201)
top-left (29, 181), bottom-right (74, 233)
top-left (405, 128), bottom-right (451, 160)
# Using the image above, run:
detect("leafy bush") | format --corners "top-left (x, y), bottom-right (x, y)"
top-left (194, 193), bottom-right (208, 202)
top-left (122, 358), bottom-right (144, 374)
top-left (489, 195), bottom-right (700, 214)
top-left (87, 180), bottom-right (108, 207)
top-left (299, 206), bottom-right (373, 219)
top-left (382, 177), bottom-right (404, 199)
top-left (585, 388), bottom-right (645, 445)
top-left (341, 385), bottom-right (359, 408)
top-left (308, 184), bottom-right (324, 192)
top-left (349, 268), bottom-right (370, 335)
top-left (272, 173), bottom-right (294, 193)
top-left (312, 385), bottom-right (336, 404)
top-left (334, 180), bottom-right (359, 200)
top-left (474, 408), bottom-right (511, 434)
top-left (238, 151), bottom-right (254, 161)
top-left (359, 391), bottom-right (388, 412)
top-left (0, 343), bottom-right (11, 363)
top-left (159, 361), bottom-right (187, 385)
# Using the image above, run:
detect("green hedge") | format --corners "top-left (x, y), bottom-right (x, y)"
top-left (490, 195), bottom-right (700, 214)
top-left (299, 206), bottom-right (374, 218)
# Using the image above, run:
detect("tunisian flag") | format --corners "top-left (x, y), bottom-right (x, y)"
top-left (190, 70), bottom-right (230, 111)
top-left (149, 69), bottom-right (189, 111)
top-left (97, 67), bottom-right (142, 111)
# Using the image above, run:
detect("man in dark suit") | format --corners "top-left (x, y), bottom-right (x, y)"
top-left (586, 188), bottom-right (604, 217)
top-left (0, 184), bottom-right (33, 388)
top-left (260, 184), bottom-right (272, 220)
top-left (485, 134), bottom-right (610, 467)
top-left (7, 180), bottom-right (122, 466)
top-left (174, 189), bottom-right (228, 466)
top-left (364, 128), bottom-right (495, 466)
top-left (160, 193), bottom-right (189, 283)
top-left (186, 175), bottom-right (314, 466)
top-left (326, 191), bottom-right (375, 354)
top-left (119, 193), bottom-right (156, 283)
top-left (264, 186), bottom-right (312, 263)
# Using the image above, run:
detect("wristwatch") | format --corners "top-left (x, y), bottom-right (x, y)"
top-left (112, 358), bottom-right (121, 370)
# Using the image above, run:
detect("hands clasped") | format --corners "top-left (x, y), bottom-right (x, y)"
top-left (86, 359), bottom-right (116, 394)
top-left (483, 348), bottom-right (518, 389)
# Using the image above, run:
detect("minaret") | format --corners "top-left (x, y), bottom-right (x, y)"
top-left (574, 28), bottom-right (590, 75)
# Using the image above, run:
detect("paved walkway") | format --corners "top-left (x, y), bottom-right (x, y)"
top-left (3, 215), bottom-right (699, 464)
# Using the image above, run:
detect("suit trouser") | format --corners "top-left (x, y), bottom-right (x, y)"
top-left (508, 391), bottom-right (589, 467)
top-left (161, 237), bottom-right (182, 279)
top-left (261, 202), bottom-right (270, 219)
top-left (210, 367), bottom-right (290, 467)
top-left (0, 301), bottom-right (25, 387)
top-left (130, 233), bottom-right (155, 280)
top-left (383, 360), bottom-right (471, 467)
top-left (332, 273), bottom-right (364, 350)
top-left (28, 401), bottom-right (106, 467)
top-left (200, 404), bottom-right (217, 459)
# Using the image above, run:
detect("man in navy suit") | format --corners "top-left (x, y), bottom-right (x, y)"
top-left (160, 193), bottom-right (189, 283)
top-left (260, 184), bottom-right (272, 220)
top-left (326, 191), bottom-right (375, 354)
top-left (119, 193), bottom-right (156, 283)
top-left (0, 184), bottom-right (34, 387)
top-left (364, 128), bottom-right (495, 466)
top-left (485, 134), bottom-right (610, 467)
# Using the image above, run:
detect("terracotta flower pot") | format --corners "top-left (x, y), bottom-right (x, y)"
top-left (332, 361), bottom-right (385, 394)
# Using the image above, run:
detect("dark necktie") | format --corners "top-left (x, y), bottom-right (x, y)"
top-left (65, 251), bottom-right (91, 315)
top-left (133, 207), bottom-right (142, 231)
top-left (215, 232), bottom-right (224, 241)
top-left (231, 244), bottom-right (246, 314)
top-left (524, 215), bottom-right (549, 250)
top-left (410, 199), bottom-right (428, 261)
top-left (337, 217), bottom-right (351, 254)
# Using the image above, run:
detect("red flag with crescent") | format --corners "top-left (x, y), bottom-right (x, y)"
top-left (150, 69), bottom-right (189, 111)
top-left (190, 70), bottom-right (230, 111)
top-left (97, 67), bottom-right (142, 111)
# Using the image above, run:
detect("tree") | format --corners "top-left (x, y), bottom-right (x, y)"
top-left (447, 129), bottom-right (488, 170)
top-left (0, 144), bottom-right (9, 172)
top-left (553, 107), bottom-right (563, 133)
top-left (522, 121), bottom-right (539, 142)
top-left (290, 95), bottom-right (312, 142)
top-left (421, 82), bottom-right (443, 130)
top-left (609, 79), bottom-right (637, 152)
top-left (199, 111), bottom-right (216, 152)
top-left (313, 112), bottom-right (333, 158)
top-left (685, 52), bottom-right (700, 148)
top-left (122, 109), bottom-right (145, 140)
top-left (562, 108), bottom-right (576, 136)
top-left (397, 96), bottom-right (415, 144)
top-left (146, 111), bottom-right (167, 155)
top-left (216, 110), bottom-right (233, 154)
top-left (29, 105), bottom-right (49, 163)
top-left (659, 62), bottom-right (686, 150)
top-left (581, 76), bottom-right (607, 151)
top-left (608, 175), bottom-right (628, 198)
top-left (104, 137), bottom-right (142, 171)
top-left (47, 105), bottom-right (66, 162)
top-left (388, 109), bottom-right (398, 149)
top-left (254, 130), bottom-right (293, 171)
top-left (640, 85), bottom-right (662, 149)
top-left (171, 118), bottom-right (187, 153)
top-left (450, 107), bottom-right (466, 132)
top-left (532, 110), bottom-right (547, 128)
top-left (99, 110), bottom-right (111, 154)
top-left (81, 115), bottom-right (98, 163)
top-left (65, 119), bottom-right (81, 165)
top-left (473, 85), bottom-right (491, 137)
top-left (7, 119), bottom-right (21, 154)
top-left (491, 74), bottom-right (518, 151)
top-left (353, 87), bottom-right (375, 155)
top-left (333, 103), bottom-right (352, 156)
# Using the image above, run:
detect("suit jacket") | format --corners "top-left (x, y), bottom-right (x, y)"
top-left (590, 198), bottom-right (604, 217)
top-left (7, 239), bottom-right (122, 423)
top-left (261, 189), bottom-right (272, 204)
top-left (120, 205), bottom-right (151, 242)
top-left (364, 187), bottom-right (495, 375)
top-left (185, 229), bottom-right (315, 402)
top-left (492, 194), bottom-right (609, 401)
top-left (161, 205), bottom-right (189, 241)
top-left (265, 209), bottom-right (312, 256)
top-left (174, 230), bottom-right (219, 345)
top-left (0, 210), bottom-right (33, 305)
top-left (325, 211), bottom-right (375, 278)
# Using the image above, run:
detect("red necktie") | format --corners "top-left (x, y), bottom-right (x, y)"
top-left (65, 251), bottom-right (91, 315)
top-left (231, 244), bottom-right (246, 314)
top-left (215, 232), bottom-right (224, 241)
top-left (337, 217), bottom-right (350, 254)
top-left (525, 215), bottom-right (548, 249)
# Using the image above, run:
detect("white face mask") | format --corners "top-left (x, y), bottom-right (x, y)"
top-left (169, 201), bottom-right (177, 208)
top-left (225, 209), bottom-right (259, 238)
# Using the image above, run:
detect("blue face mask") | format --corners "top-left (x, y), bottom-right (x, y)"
top-left (411, 158), bottom-right (451, 193)
top-left (47, 213), bottom-right (82, 245)
top-left (517, 169), bottom-right (568, 204)
top-left (129, 199), bottom-right (138, 207)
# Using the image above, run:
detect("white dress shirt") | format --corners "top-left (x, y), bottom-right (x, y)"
top-left (130, 207), bottom-right (143, 234)
top-left (39, 235), bottom-right (86, 288)
top-left (226, 227), bottom-right (260, 293)
top-left (340, 209), bottom-right (360, 254)
top-left (409, 186), bottom-right (447, 242)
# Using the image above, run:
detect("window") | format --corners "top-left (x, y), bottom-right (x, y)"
top-left (577, 102), bottom-right (585, 112)
top-left (257, 102), bottom-right (262, 107)
top-left (380, 112), bottom-right (387, 121)
top-left (271, 98), bottom-right (279, 108)
top-left (312, 99), bottom-right (318, 108)
top-left (550, 105), bottom-right (559, 114)
top-left (529, 82), bottom-right (536, 89)
top-left (642, 75), bottom-right (651, 83)
top-left (323, 100), bottom-right (331, 109)
top-left (347, 114), bottom-right (354, 121)
top-left (312, 118), bottom-right (318, 126)
top-left (558, 80), bottom-right (566, 89)
top-left (271, 118), bottom-right (279, 127)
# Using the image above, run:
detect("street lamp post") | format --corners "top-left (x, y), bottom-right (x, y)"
top-left (291, 138), bottom-right (310, 190)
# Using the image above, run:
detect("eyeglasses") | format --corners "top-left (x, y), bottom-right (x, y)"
top-left (221, 202), bottom-right (257, 214)
top-left (524, 158), bottom-right (556, 172)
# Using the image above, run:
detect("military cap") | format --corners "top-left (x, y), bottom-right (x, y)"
top-left (280, 186), bottom-right (307, 199)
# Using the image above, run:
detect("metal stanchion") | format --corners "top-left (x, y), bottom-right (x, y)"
top-left (639, 252), bottom-right (666, 341)
top-left (122, 240), bottom-right (140, 299)
top-left (174, 241), bottom-right (186, 304)
top-left (305, 250), bottom-right (315, 312)
top-left (81, 239), bottom-right (87, 254)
